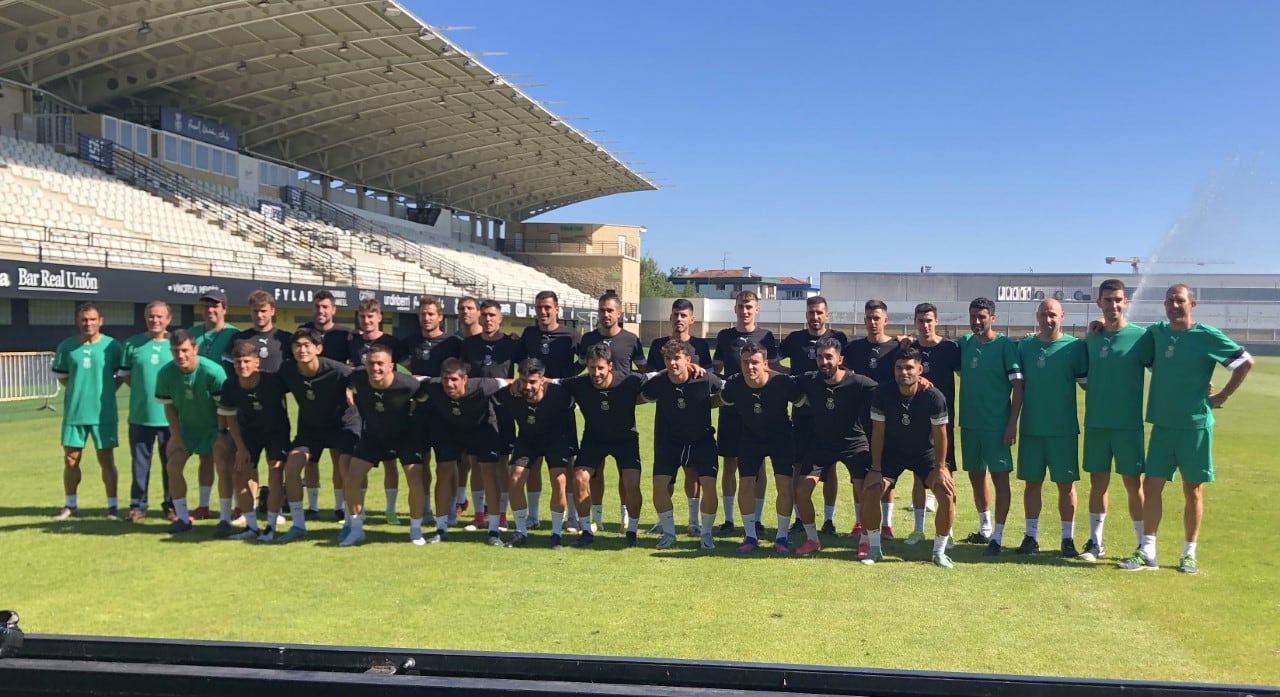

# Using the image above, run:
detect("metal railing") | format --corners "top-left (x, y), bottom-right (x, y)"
top-left (0, 351), bottom-right (59, 409)
top-left (506, 239), bottom-right (639, 258)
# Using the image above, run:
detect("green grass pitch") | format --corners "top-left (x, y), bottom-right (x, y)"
top-left (0, 359), bottom-right (1276, 686)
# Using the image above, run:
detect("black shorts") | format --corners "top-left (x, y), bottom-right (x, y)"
top-left (290, 428), bottom-right (358, 462)
top-left (654, 432), bottom-right (718, 479)
top-left (791, 413), bottom-right (814, 466)
top-left (738, 433), bottom-right (794, 479)
top-left (433, 427), bottom-right (501, 464)
top-left (881, 449), bottom-right (937, 489)
top-left (511, 434), bottom-right (574, 470)
top-left (353, 434), bottom-right (424, 467)
top-left (717, 408), bottom-right (742, 457)
top-left (494, 405), bottom-right (516, 458)
top-left (576, 433), bottom-right (641, 472)
top-left (243, 430), bottom-right (290, 466)
top-left (413, 408), bottom-right (435, 449)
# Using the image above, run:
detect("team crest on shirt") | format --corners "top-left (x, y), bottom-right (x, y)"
top-left (676, 397), bottom-right (686, 410)
top-left (1099, 339), bottom-right (1111, 359)
top-left (600, 399), bottom-right (611, 411)
top-left (483, 355), bottom-right (493, 366)
top-left (184, 388), bottom-right (194, 400)
top-left (450, 404), bottom-right (461, 416)
top-left (374, 394), bottom-right (386, 412)
top-left (1036, 349), bottom-right (1047, 369)
top-left (252, 401), bottom-right (263, 411)
top-left (150, 354), bottom-right (160, 365)
top-left (305, 389), bottom-right (316, 400)
top-left (82, 355), bottom-right (93, 369)
top-left (527, 414), bottom-right (537, 424)
top-left (541, 337), bottom-right (552, 355)
top-left (825, 397), bottom-right (836, 410)
top-left (901, 412), bottom-right (911, 426)
top-left (421, 348), bottom-right (431, 361)
top-left (806, 346), bottom-right (816, 360)
top-left (752, 402), bottom-right (762, 415)
top-left (1165, 336), bottom-right (1177, 358)
top-left (258, 347), bottom-right (269, 359)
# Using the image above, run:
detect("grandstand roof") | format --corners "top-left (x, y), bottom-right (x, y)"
top-left (0, 0), bottom-right (655, 221)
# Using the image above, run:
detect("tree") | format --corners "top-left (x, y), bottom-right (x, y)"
top-left (640, 256), bottom-right (679, 297)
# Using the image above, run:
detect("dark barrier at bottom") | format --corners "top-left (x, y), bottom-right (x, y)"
top-left (1, 635), bottom-right (1274, 697)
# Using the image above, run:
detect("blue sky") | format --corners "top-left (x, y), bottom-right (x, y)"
top-left (411, 2), bottom-right (1280, 281)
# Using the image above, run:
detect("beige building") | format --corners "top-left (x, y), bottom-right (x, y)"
top-left (506, 222), bottom-right (644, 319)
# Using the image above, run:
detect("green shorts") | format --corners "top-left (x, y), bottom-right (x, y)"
top-left (1016, 435), bottom-right (1079, 483)
top-left (1145, 427), bottom-right (1213, 484)
top-left (960, 428), bottom-right (1013, 474)
top-left (61, 422), bottom-right (119, 450)
top-left (177, 428), bottom-right (219, 456)
top-left (1082, 427), bottom-right (1145, 476)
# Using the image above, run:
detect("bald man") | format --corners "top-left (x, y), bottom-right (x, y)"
top-left (1014, 299), bottom-right (1088, 557)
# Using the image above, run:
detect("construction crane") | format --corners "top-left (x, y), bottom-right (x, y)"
top-left (1104, 256), bottom-right (1235, 274)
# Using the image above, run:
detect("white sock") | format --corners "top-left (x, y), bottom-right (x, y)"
top-left (626, 513), bottom-right (639, 534)
top-left (334, 491), bottom-right (345, 511)
top-left (1061, 521), bottom-right (1075, 540)
top-left (914, 508), bottom-right (927, 533)
top-left (267, 511), bottom-right (280, 529)
top-left (551, 510), bottom-right (565, 535)
top-left (993, 523), bottom-right (1005, 544)
top-left (500, 493), bottom-right (509, 515)
top-left (868, 529), bottom-right (882, 547)
top-left (455, 486), bottom-right (467, 506)
top-left (528, 492), bottom-right (542, 520)
top-left (723, 496), bottom-right (736, 522)
top-left (853, 503), bottom-right (862, 526)
top-left (66, 494), bottom-right (78, 508)
top-left (621, 505), bottom-right (631, 528)
top-left (659, 510), bottom-right (676, 536)
top-left (307, 487), bottom-right (319, 510)
top-left (804, 523), bottom-right (818, 542)
top-left (106, 496), bottom-right (118, 509)
top-left (754, 497), bottom-right (765, 521)
top-left (1183, 541), bottom-right (1197, 557)
top-left (1140, 534), bottom-right (1157, 560)
top-left (1025, 518), bottom-right (1038, 540)
top-left (776, 514), bottom-right (789, 542)
top-left (198, 486), bottom-right (212, 508)
top-left (978, 510), bottom-right (993, 536)
top-left (436, 515), bottom-right (449, 532)
top-left (385, 488), bottom-right (397, 514)
top-left (1089, 512), bottom-right (1106, 545)
top-left (823, 504), bottom-right (836, 523)
top-left (933, 535), bottom-right (948, 554)
top-left (515, 508), bottom-right (528, 535)
top-left (488, 511), bottom-right (501, 533)
top-left (701, 512), bottom-right (716, 535)
top-left (289, 501), bottom-right (305, 530)
top-left (245, 510), bottom-right (259, 532)
top-left (1134, 520), bottom-right (1145, 546)
top-left (742, 513), bottom-right (758, 540)
top-left (883, 502), bottom-right (895, 528)
top-left (591, 504), bottom-right (603, 525)
top-left (219, 498), bottom-right (232, 522)
top-left (174, 498), bottom-right (189, 522)
top-left (688, 498), bottom-right (700, 525)
top-left (409, 517), bottom-right (423, 537)
top-left (351, 513), bottom-right (364, 533)
top-left (568, 508), bottom-right (579, 524)
top-left (474, 490), bottom-right (486, 514)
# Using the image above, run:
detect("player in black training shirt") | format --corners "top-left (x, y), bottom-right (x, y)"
top-left (841, 299), bottom-right (904, 540)
top-left (712, 290), bottom-right (779, 537)
top-left (792, 337), bottom-right (877, 555)
top-left (720, 341), bottom-right (803, 555)
top-left (644, 300), bottom-right (715, 536)
top-left (905, 302), bottom-right (961, 542)
top-left (347, 298), bottom-right (407, 524)
top-left (641, 340), bottom-right (723, 551)
top-left (417, 358), bottom-right (511, 545)
top-left (460, 300), bottom-right (521, 533)
top-left (561, 344), bottom-right (649, 548)
top-left (339, 343), bottom-right (430, 548)
top-left (515, 291), bottom-right (581, 531)
top-left (779, 295), bottom-right (848, 537)
top-left (214, 341), bottom-right (292, 541)
top-left (864, 348), bottom-right (955, 568)
top-left (398, 296), bottom-right (462, 526)
top-left (496, 358), bottom-right (576, 549)
top-left (296, 290), bottom-right (351, 519)
top-left (278, 328), bottom-right (360, 540)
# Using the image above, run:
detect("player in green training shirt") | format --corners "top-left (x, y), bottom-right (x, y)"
top-left (156, 328), bottom-right (227, 534)
top-left (188, 289), bottom-right (237, 519)
top-left (1118, 284), bottom-right (1252, 575)
top-left (1081, 279), bottom-right (1153, 561)
top-left (956, 297), bottom-right (1023, 556)
top-left (120, 301), bottom-right (175, 522)
top-left (1015, 299), bottom-right (1088, 558)
top-left (51, 302), bottom-right (125, 520)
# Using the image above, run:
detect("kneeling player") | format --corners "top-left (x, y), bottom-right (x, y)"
top-left (216, 342), bottom-right (291, 540)
top-left (862, 349), bottom-right (956, 567)
top-left (498, 359), bottom-right (576, 548)
top-left (340, 343), bottom-right (430, 547)
top-left (642, 341), bottom-right (723, 550)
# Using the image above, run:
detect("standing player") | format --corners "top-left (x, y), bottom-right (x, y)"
top-left (1118, 284), bottom-right (1252, 574)
top-left (719, 342), bottom-right (804, 554)
top-left (862, 349), bottom-right (955, 567)
top-left (561, 344), bottom-right (649, 547)
top-left (779, 295), bottom-right (847, 536)
top-left (516, 290), bottom-right (581, 530)
top-left (641, 341), bottom-right (724, 550)
top-left (713, 290), bottom-right (779, 536)
top-left (645, 298), bottom-right (714, 534)
top-left (156, 329), bottom-right (227, 533)
top-left (189, 289), bottom-right (236, 519)
top-left (298, 290), bottom-right (352, 520)
top-left (842, 300), bottom-right (902, 539)
top-left (957, 297), bottom-right (1023, 555)
top-left (497, 358), bottom-right (577, 548)
top-left (793, 337), bottom-right (877, 555)
top-left (401, 296), bottom-right (462, 524)
top-left (453, 296), bottom-right (484, 521)
top-left (1080, 279), bottom-right (1153, 561)
top-left (340, 343), bottom-right (430, 547)
top-left (1015, 299), bottom-right (1088, 557)
top-left (121, 302), bottom-right (174, 522)
top-left (348, 298), bottom-right (406, 524)
top-left (461, 300), bottom-right (521, 534)
top-left (216, 342), bottom-right (292, 540)
top-left (904, 303), bottom-right (960, 544)
top-left (52, 302), bottom-right (124, 520)
top-left (276, 328), bottom-right (361, 542)
top-left (579, 292), bottom-right (646, 532)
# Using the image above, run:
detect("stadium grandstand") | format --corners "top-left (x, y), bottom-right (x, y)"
top-left (0, 0), bottom-right (654, 349)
